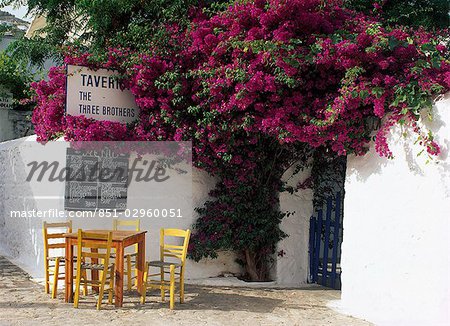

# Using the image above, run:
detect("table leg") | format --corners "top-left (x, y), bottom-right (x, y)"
top-left (137, 235), bottom-right (145, 295)
top-left (65, 239), bottom-right (73, 303)
top-left (115, 244), bottom-right (124, 307)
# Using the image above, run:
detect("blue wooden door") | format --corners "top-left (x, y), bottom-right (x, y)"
top-left (309, 192), bottom-right (343, 289)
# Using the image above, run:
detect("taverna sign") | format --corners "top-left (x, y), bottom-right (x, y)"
top-left (65, 65), bottom-right (139, 123)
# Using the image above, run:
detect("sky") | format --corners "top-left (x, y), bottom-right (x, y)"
top-left (1, 5), bottom-right (30, 22)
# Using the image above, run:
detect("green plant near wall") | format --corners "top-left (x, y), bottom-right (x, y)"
top-left (345, 0), bottom-right (450, 30)
top-left (1, 0), bottom-right (201, 53)
top-left (0, 21), bottom-right (48, 110)
top-left (0, 50), bottom-right (33, 110)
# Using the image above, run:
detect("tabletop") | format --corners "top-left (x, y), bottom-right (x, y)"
top-left (63, 230), bottom-right (147, 241)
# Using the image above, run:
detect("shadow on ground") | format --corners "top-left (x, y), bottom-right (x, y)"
top-left (0, 256), bottom-right (372, 325)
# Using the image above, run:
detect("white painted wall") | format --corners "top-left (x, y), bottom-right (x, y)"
top-left (0, 136), bottom-right (242, 280)
top-left (0, 136), bottom-right (312, 284)
top-left (339, 94), bottom-right (450, 325)
top-left (276, 164), bottom-right (313, 285)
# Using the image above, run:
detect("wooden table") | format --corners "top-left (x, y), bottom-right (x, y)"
top-left (64, 230), bottom-right (146, 307)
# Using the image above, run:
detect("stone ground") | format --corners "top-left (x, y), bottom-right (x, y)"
top-left (0, 256), bottom-right (372, 326)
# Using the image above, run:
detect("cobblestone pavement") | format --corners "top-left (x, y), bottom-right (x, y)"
top-left (0, 256), bottom-right (372, 326)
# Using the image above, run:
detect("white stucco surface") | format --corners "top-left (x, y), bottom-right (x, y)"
top-left (0, 136), bottom-right (242, 280)
top-left (276, 165), bottom-right (313, 285)
top-left (0, 136), bottom-right (312, 284)
top-left (339, 94), bottom-right (450, 325)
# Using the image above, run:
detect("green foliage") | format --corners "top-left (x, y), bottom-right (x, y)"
top-left (0, 9), bottom-right (35, 109)
top-left (202, 0), bottom-right (235, 17)
top-left (0, 50), bottom-right (33, 109)
top-left (3, 0), bottom-right (201, 51)
top-left (0, 22), bottom-right (24, 38)
top-left (345, 0), bottom-right (450, 30)
top-left (1, 0), bottom-right (233, 68)
top-left (189, 137), bottom-right (312, 281)
top-left (6, 37), bottom-right (60, 66)
top-left (311, 149), bottom-right (347, 210)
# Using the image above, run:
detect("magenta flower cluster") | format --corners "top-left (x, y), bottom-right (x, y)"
top-left (32, 0), bottom-right (449, 160)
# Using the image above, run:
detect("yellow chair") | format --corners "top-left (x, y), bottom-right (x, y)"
top-left (112, 219), bottom-right (140, 290)
top-left (43, 220), bottom-right (88, 298)
top-left (141, 228), bottom-right (191, 309)
top-left (74, 230), bottom-right (115, 310)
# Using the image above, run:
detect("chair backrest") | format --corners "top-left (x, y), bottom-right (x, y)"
top-left (113, 219), bottom-right (140, 231)
top-left (160, 229), bottom-right (191, 264)
top-left (76, 230), bottom-right (113, 268)
top-left (43, 221), bottom-right (72, 259)
top-left (113, 219), bottom-right (140, 253)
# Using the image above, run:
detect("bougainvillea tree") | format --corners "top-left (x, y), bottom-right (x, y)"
top-left (31, 0), bottom-right (450, 280)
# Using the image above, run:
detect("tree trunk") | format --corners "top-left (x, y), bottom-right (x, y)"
top-left (244, 249), bottom-right (269, 281)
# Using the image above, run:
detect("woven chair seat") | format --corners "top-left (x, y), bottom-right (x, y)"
top-left (48, 256), bottom-right (83, 263)
top-left (148, 261), bottom-right (182, 268)
top-left (47, 256), bottom-right (65, 261)
top-left (81, 262), bottom-right (114, 270)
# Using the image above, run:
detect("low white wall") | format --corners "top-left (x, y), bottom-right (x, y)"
top-left (0, 136), bottom-right (242, 280)
top-left (0, 136), bottom-right (312, 284)
top-left (340, 94), bottom-right (450, 325)
top-left (276, 165), bottom-right (313, 285)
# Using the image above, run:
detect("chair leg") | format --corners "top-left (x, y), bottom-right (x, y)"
top-left (140, 262), bottom-right (148, 304)
top-left (160, 266), bottom-right (165, 302)
top-left (97, 270), bottom-right (107, 310)
top-left (134, 261), bottom-right (139, 289)
top-left (44, 261), bottom-right (50, 294)
top-left (180, 267), bottom-right (185, 304)
top-left (169, 264), bottom-right (175, 310)
top-left (108, 265), bottom-right (114, 305)
top-left (73, 267), bottom-right (82, 308)
top-left (51, 258), bottom-right (60, 299)
top-left (82, 270), bottom-right (88, 295)
top-left (127, 255), bottom-right (132, 291)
